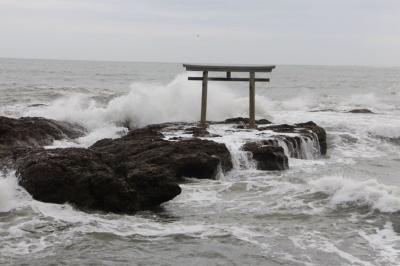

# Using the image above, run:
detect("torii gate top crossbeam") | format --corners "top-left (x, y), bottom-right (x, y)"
top-left (183, 64), bottom-right (275, 72)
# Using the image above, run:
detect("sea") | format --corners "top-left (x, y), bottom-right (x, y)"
top-left (0, 58), bottom-right (399, 266)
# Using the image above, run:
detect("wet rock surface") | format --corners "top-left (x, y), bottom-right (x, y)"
top-left (16, 148), bottom-right (149, 213)
top-left (15, 124), bottom-right (232, 213)
top-left (0, 116), bottom-right (85, 169)
top-left (184, 127), bottom-right (221, 138)
top-left (0, 116), bottom-right (85, 148)
top-left (220, 117), bottom-right (272, 125)
top-left (91, 126), bottom-right (232, 180)
top-left (3, 115), bottom-right (327, 214)
top-left (259, 121), bottom-right (327, 156)
top-left (347, 108), bottom-right (375, 114)
top-left (242, 142), bottom-right (289, 170)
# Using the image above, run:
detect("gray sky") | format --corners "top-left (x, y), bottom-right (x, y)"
top-left (1, 0), bottom-right (399, 66)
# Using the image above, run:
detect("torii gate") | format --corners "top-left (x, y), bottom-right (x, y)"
top-left (183, 64), bottom-right (276, 128)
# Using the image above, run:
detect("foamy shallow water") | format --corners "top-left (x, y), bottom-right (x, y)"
top-left (1, 59), bottom-right (400, 265)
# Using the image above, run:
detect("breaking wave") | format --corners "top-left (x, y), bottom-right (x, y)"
top-left (310, 175), bottom-right (400, 213)
top-left (25, 74), bottom-right (274, 130)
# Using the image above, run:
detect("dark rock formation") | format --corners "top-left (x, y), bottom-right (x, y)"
top-left (184, 127), bottom-right (221, 138)
top-left (8, 115), bottom-right (327, 214)
top-left (91, 126), bottom-right (232, 181)
top-left (242, 142), bottom-right (288, 170)
top-left (347, 108), bottom-right (375, 114)
top-left (0, 116), bottom-right (85, 148)
top-left (15, 125), bottom-right (232, 213)
top-left (27, 103), bottom-right (48, 108)
top-left (295, 121), bottom-right (327, 155)
top-left (0, 116), bottom-right (85, 169)
top-left (222, 117), bottom-right (272, 125)
top-left (259, 124), bottom-right (295, 133)
top-left (259, 121), bottom-right (327, 156)
top-left (261, 136), bottom-right (304, 159)
top-left (309, 109), bottom-right (337, 113)
top-left (16, 148), bottom-right (181, 213)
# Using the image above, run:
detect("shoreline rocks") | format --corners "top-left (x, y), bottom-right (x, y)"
top-left (1, 115), bottom-right (328, 214)
top-left (0, 116), bottom-right (85, 148)
top-left (15, 125), bottom-right (233, 213)
top-left (259, 121), bottom-right (327, 156)
top-left (242, 142), bottom-right (288, 170)
top-left (0, 116), bottom-right (85, 169)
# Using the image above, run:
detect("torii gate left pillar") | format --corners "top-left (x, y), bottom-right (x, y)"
top-left (183, 64), bottom-right (276, 128)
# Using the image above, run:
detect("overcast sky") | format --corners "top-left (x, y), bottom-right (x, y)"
top-left (1, 0), bottom-right (399, 66)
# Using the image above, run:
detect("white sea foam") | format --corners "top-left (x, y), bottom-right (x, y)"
top-left (310, 175), bottom-right (400, 212)
top-left (359, 222), bottom-right (400, 265)
top-left (0, 172), bottom-right (18, 212)
top-left (25, 74), bottom-right (274, 130)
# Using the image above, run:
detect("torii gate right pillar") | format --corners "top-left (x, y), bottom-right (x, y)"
top-left (249, 71), bottom-right (256, 128)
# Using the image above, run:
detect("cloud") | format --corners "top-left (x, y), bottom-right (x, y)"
top-left (0, 0), bottom-right (399, 65)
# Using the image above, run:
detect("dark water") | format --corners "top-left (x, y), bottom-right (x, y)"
top-left (0, 58), bottom-right (400, 265)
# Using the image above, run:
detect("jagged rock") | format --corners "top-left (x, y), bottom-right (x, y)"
top-left (0, 116), bottom-right (85, 148)
top-left (15, 125), bottom-right (232, 213)
top-left (347, 108), bottom-right (375, 114)
top-left (261, 136), bottom-right (304, 159)
top-left (16, 148), bottom-right (181, 213)
top-left (10, 116), bottom-right (327, 214)
top-left (184, 127), bottom-right (221, 138)
top-left (295, 121), bottom-right (327, 155)
top-left (242, 142), bottom-right (288, 170)
top-left (27, 103), bottom-right (48, 108)
top-left (91, 126), bottom-right (232, 181)
top-left (222, 117), bottom-right (272, 125)
top-left (309, 109), bottom-right (337, 113)
top-left (0, 116), bottom-right (85, 169)
top-left (259, 121), bottom-right (327, 156)
top-left (259, 124), bottom-right (295, 133)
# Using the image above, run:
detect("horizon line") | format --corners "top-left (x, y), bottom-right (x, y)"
top-left (1, 56), bottom-right (399, 68)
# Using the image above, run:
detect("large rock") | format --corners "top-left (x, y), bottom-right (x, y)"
top-left (259, 121), bottom-right (327, 156)
top-left (15, 125), bottom-right (232, 213)
top-left (91, 126), bottom-right (233, 181)
top-left (11, 117), bottom-right (327, 213)
top-left (295, 121), bottom-right (327, 155)
top-left (242, 142), bottom-right (288, 170)
top-left (221, 117), bottom-right (272, 125)
top-left (0, 116), bottom-right (85, 148)
top-left (0, 116), bottom-right (85, 169)
top-left (16, 148), bottom-right (181, 213)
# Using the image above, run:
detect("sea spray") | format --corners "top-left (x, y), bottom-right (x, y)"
top-left (310, 175), bottom-right (400, 212)
top-left (25, 74), bottom-right (274, 130)
top-left (0, 172), bottom-right (18, 212)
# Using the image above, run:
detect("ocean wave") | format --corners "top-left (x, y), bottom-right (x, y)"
top-left (24, 74), bottom-right (274, 130)
top-left (310, 175), bottom-right (400, 213)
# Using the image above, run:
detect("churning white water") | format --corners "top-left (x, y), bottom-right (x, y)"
top-left (1, 59), bottom-right (400, 265)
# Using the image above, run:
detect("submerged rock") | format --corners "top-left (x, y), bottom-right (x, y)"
top-left (242, 142), bottom-right (288, 170)
top-left (347, 108), bottom-right (375, 114)
top-left (222, 117), bottom-right (272, 125)
top-left (309, 109), bottom-right (337, 113)
top-left (184, 127), bottom-right (221, 138)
